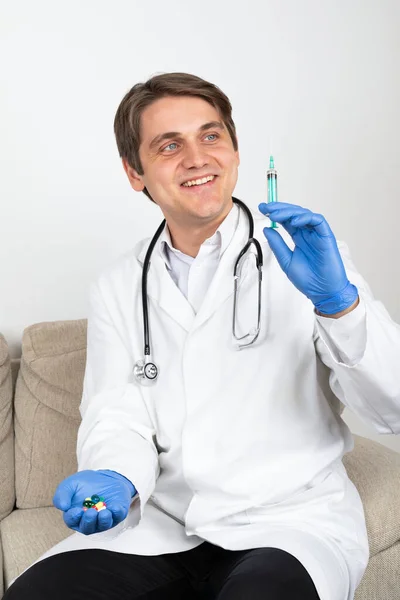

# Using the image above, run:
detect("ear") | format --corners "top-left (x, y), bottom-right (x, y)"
top-left (235, 146), bottom-right (240, 167)
top-left (122, 159), bottom-right (145, 192)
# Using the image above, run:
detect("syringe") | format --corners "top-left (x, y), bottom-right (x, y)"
top-left (267, 155), bottom-right (278, 228)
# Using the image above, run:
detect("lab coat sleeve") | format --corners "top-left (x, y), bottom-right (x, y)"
top-left (76, 274), bottom-right (160, 518)
top-left (314, 241), bottom-right (400, 434)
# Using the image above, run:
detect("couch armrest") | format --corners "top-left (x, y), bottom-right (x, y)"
top-left (343, 434), bottom-right (400, 556)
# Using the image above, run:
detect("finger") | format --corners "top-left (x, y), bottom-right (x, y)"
top-left (266, 215), bottom-right (297, 238)
top-left (79, 508), bottom-right (98, 535)
top-left (97, 509), bottom-right (113, 532)
top-left (260, 206), bottom-right (312, 223)
top-left (258, 202), bottom-right (311, 237)
top-left (259, 202), bottom-right (306, 214)
top-left (259, 204), bottom-right (310, 236)
top-left (290, 212), bottom-right (333, 236)
top-left (110, 503), bottom-right (128, 526)
top-left (63, 506), bottom-right (83, 529)
top-left (260, 204), bottom-right (333, 237)
top-left (263, 227), bottom-right (292, 274)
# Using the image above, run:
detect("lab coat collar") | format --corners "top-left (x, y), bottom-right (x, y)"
top-left (157, 202), bottom-right (240, 269)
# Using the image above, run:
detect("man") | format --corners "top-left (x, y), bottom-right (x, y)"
top-left (5, 72), bottom-right (400, 600)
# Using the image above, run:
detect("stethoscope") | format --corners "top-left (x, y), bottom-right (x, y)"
top-left (133, 197), bottom-right (263, 386)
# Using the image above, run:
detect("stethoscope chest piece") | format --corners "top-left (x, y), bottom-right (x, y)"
top-left (133, 359), bottom-right (158, 385)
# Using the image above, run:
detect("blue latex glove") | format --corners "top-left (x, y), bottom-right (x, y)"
top-left (53, 469), bottom-right (136, 535)
top-left (258, 202), bottom-right (358, 315)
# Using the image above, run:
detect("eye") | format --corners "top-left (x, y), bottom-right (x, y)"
top-left (205, 133), bottom-right (218, 141)
top-left (162, 142), bottom-right (178, 152)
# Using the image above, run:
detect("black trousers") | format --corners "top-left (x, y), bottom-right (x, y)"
top-left (4, 541), bottom-right (321, 600)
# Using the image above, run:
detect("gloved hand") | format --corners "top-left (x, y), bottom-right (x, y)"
top-left (53, 469), bottom-right (136, 535)
top-left (259, 202), bottom-right (359, 315)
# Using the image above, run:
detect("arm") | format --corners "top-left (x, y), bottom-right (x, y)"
top-left (259, 201), bottom-right (400, 435)
top-left (314, 242), bottom-right (400, 434)
top-left (77, 271), bottom-right (159, 516)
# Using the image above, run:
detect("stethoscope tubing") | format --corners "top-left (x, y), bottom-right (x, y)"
top-left (138, 197), bottom-right (263, 382)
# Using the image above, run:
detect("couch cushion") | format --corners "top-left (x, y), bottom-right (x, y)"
top-left (343, 434), bottom-right (400, 557)
top-left (0, 333), bottom-right (15, 521)
top-left (1, 506), bottom-right (73, 588)
top-left (14, 320), bottom-right (87, 508)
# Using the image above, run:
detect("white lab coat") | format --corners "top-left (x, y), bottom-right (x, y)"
top-left (20, 207), bottom-right (400, 600)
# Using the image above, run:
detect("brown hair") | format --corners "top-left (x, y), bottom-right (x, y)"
top-left (113, 72), bottom-right (238, 202)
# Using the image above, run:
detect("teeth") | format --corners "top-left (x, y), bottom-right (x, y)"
top-left (182, 175), bottom-right (215, 187)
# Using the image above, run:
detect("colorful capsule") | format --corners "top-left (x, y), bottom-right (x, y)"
top-left (82, 495), bottom-right (107, 511)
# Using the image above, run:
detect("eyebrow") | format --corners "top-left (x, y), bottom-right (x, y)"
top-left (148, 120), bottom-right (225, 150)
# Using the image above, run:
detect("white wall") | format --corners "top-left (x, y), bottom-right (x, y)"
top-left (1, 1), bottom-right (399, 449)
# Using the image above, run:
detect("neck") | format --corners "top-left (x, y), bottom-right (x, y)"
top-left (167, 205), bottom-right (233, 257)
top-left (167, 221), bottom-right (220, 257)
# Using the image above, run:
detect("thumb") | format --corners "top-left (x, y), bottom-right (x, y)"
top-left (53, 481), bottom-right (74, 511)
top-left (263, 227), bottom-right (292, 275)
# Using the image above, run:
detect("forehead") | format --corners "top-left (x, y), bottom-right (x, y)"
top-left (140, 96), bottom-right (222, 142)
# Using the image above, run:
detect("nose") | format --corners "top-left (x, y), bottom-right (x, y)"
top-left (181, 142), bottom-right (209, 170)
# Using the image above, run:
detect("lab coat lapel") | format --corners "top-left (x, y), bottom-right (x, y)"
top-left (137, 242), bottom-right (195, 332)
top-left (136, 205), bottom-right (257, 334)
top-left (192, 206), bottom-right (251, 332)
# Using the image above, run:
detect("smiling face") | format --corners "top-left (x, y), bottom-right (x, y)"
top-left (123, 95), bottom-right (240, 232)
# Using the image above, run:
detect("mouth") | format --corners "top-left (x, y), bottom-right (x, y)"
top-left (180, 174), bottom-right (218, 191)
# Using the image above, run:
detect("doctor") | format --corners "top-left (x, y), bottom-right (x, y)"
top-left (5, 72), bottom-right (400, 600)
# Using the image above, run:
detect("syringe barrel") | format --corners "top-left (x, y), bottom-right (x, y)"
top-left (267, 171), bottom-right (278, 203)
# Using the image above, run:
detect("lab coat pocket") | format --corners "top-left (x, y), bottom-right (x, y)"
top-left (247, 465), bottom-right (367, 553)
top-left (224, 507), bottom-right (252, 526)
top-left (246, 479), bottom-right (321, 526)
top-left (204, 507), bottom-right (252, 529)
top-left (245, 465), bottom-right (342, 523)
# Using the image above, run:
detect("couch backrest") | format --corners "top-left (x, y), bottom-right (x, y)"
top-left (0, 334), bottom-right (15, 520)
top-left (14, 320), bottom-right (87, 509)
top-left (11, 359), bottom-right (20, 392)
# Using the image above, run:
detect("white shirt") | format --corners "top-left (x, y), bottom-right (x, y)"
top-left (159, 203), bottom-right (239, 314)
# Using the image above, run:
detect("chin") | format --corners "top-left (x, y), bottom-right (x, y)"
top-left (194, 196), bottom-right (229, 219)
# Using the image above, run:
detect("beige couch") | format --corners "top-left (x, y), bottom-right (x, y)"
top-left (0, 321), bottom-right (400, 599)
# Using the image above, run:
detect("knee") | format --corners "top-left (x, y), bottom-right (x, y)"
top-left (3, 552), bottom-right (84, 600)
top-left (217, 548), bottom-right (320, 600)
top-left (3, 558), bottom-right (61, 599)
